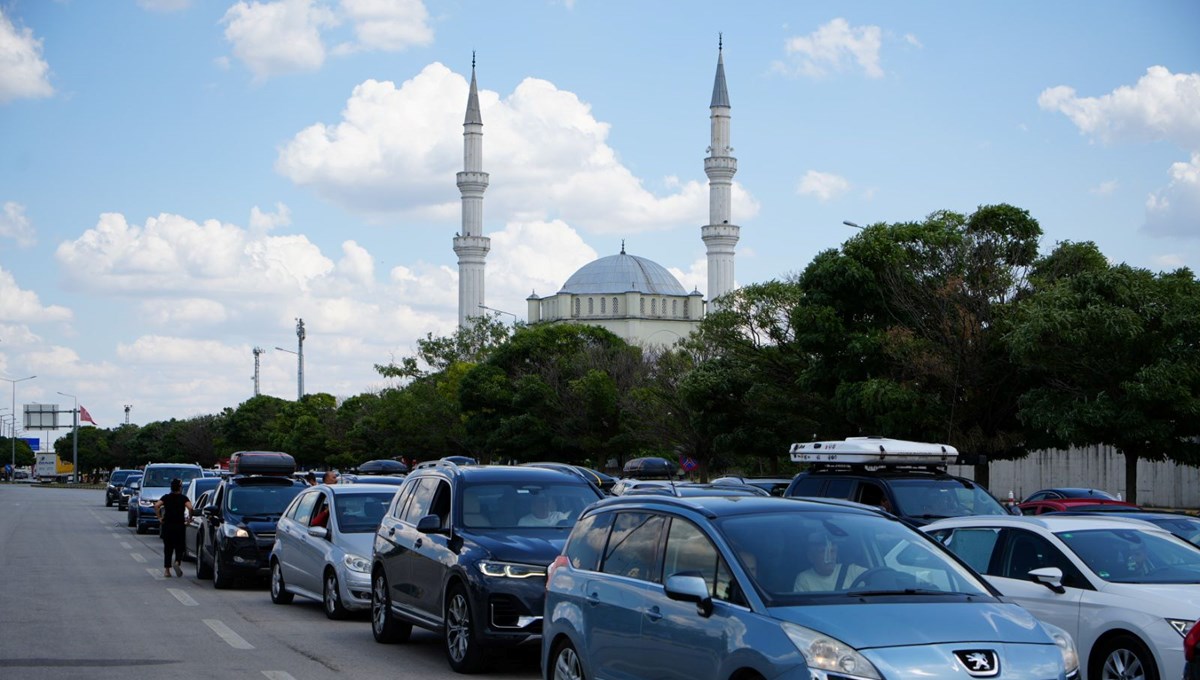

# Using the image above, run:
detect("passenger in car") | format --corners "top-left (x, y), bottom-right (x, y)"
top-left (519, 494), bottom-right (567, 527)
top-left (794, 531), bottom-right (865, 591)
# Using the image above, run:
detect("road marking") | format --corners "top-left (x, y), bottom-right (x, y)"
top-left (120, 541), bottom-right (132, 549)
top-left (204, 619), bottom-right (254, 649)
top-left (262, 672), bottom-right (297, 680)
top-left (168, 588), bottom-right (198, 606)
top-left (146, 568), bottom-right (166, 580)
top-left (130, 552), bottom-right (146, 563)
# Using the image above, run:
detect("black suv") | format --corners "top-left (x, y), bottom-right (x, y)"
top-left (106, 469), bottom-right (140, 507)
top-left (370, 461), bottom-right (604, 673)
top-left (195, 474), bottom-right (304, 588)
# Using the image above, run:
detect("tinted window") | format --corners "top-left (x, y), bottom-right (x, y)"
top-left (931, 527), bottom-right (1000, 574)
top-left (403, 478), bottom-right (437, 524)
top-left (226, 484), bottom-right (303, 516)
top-left (288, 489), bottom-right (320, 522)
top-left (1057, 527), bottom-right (1200, 584)
top-left (336, 491), bottom-right (396, 533)
top-left (564, 511), bottom-right (614, 571)
top-left (391, 481), bottom-right (416, 519)
top-left (823, 478), bottom-right (854, 499)
top-left (111, 470), bottom-right (136, 484)
top-left (143, 466), bottom-right (203, 488)
top-left (1000, 529), bottom-right (1088, 588)
top-left (789, 477), bottom-right (824, 496)
top-left (601, 512), bottom-right (666, 583)
top-left (889, 478), bottom-right (1007, 518)
top-left (460, 481), bottom-right (601, 530)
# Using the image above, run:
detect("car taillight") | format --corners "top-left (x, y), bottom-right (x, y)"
top-left (1186, 619), bottom-right (1200, 662)
top-left (546, 555), bottom-right (569, 589)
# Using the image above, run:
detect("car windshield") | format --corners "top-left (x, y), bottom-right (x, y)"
top-left (889, 478), bottom-right (1008, 519)
top-left (226, 484), bottom-right (304, 518)
top-left (143, 467), bottom-right (203, 488)
top-left (111, 471), bottom-right (135, 484)
top-left (1056, 528), bottom-right (1200, 584)
top-left (1141, 517), bottom-right (1200, 546)
top-left (1057, 488), bottom-right (1116, 500)
top-left (717, 511), bottom-right (991, 604)
top-left (334, 491), bottom-right (395, 533)
top-left (461, 482), bottom-right (601, 529)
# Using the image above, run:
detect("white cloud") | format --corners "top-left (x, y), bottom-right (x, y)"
top-left (1154, 254), bottom-right (1185, 269)
top-left (0, 266), bottom-right (72, 324)
top-left (276, 63), bottom-right (760, 233)
top-left (335, 240), bottom-right (375, 287)
top-left (777, 18), bottom-right (884, 79)
top-left (249, 203), bottom-right (292, 232)
top-left (1038, 66), bottom-right (1200, 148)
top-left (488, 219), bottom-right (596, 307)
top-left (1144, 152), bottom-right (1200, 238)
top-left (797, 171), bottom-right (851, 202)
top-left (904, 34), bottom-right (923, 49)
top-left (221, 0), bottom-right (338, 80)
top-left (335, 0), bottom-right (433, 53)
top-left (667, 258), bottom-right (707, 295)
top-left (1, 201), bottom-right (36, 246)
top-left (139, 298), bottom-right (230, 327)
top-left (0, 8), bottom-right (53, 103)
top-left (1090, 180), bottom-right (1118, 196)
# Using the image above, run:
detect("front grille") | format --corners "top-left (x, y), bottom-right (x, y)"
top-left (489, 594), bottom-right (538, 630)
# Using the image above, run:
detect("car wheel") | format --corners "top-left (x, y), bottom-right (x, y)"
top-left (270, 560), bottom-right (294, 604)
top-left (551, 639), bottom-right (586, 680)
top-left (444, 583), bottom-right (486, 674)
top-left (135, 521), bottom-right (147, 535)
top-left (196, 538), bottom-right (213, 579)
top-left (213, 546), bottom-right (233, 589)
top-left (127, 511), bottom-right (136, 528)
top-left (1095, 634), bottom-right (1158, 680)
top-left (105, 496), bottom-right (113, 507)
top-left (371, 571), bottom-right (411, 643)
top-left (324, 570), bottom-right (349, 620)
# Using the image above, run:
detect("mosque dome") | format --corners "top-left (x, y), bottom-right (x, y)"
top-left (558, 252), bottom-right (688, 295)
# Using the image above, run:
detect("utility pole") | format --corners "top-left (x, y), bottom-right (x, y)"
top-left (296, 319), bottom-right (305, 400)
top-left (252, 347), bottom-right (264, 396)
top-left (123, 404), bottom-right (132, 425)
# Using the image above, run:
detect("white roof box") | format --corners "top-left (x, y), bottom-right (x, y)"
top-left (789, 437), bottom-right (958, 465)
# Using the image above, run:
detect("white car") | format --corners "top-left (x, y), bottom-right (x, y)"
top-left (923, 515), bottom-right (1200, 680)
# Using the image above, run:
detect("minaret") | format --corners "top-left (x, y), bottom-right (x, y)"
top-left (701, 36), bottom-right (739, 311)
top-left (455, 54), bottom-right (491, 327)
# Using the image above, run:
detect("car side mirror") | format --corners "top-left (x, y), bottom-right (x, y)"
top-left (417, 513), bottom-right (448, 535)
top-left (664, 574), bottom-right (713, 617)
top-left (307, 526), bottom-right (329, 539)
top-left (1029, 566), bottom-right (1066, 594)
top-left (204, 505), bottom-right (219, 520)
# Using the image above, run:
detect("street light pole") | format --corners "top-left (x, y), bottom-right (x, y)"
top-left (57, 391), bottom-right (79, 484)
top-left (843, 220), bottom-right (865, 230)
top-left (274, 347), bottom-right (301, 401)
top-left (477, 304), bottom-right (518, 323)
top-left (1, 375), bottom-right (36, 476)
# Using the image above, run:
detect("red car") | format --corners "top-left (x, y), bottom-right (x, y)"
top-left (1187, 618), bottom-right (1200, 680)
top-left (1018, 487), bottom-right (1137, 515)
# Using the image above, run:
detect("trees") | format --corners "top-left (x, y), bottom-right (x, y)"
top-left (1006, 245), bottom-right (1200, 503)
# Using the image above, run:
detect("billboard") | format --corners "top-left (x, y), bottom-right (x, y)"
top-left (24, 404), bottom-right (58, 430)
top-left (19, 437), bottom-right (39, 452)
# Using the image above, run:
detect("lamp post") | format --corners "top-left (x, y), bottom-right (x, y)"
top-left (1, 375), bottom-right (35, 475)
top-left (843, 220), bottom-right (865, 230)
top-left (57, 391), bottom-right (79, 484)
top-left (274, 347), bottom-right (302, 401)
top-left (477, 304), bottom-right (518, 323)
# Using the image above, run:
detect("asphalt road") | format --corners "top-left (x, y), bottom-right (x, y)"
top-left (0, 485), bottom-right (542, 680)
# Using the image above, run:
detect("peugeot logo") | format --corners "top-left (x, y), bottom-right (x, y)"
top-left (955, 650), bottom-right (1000, 677)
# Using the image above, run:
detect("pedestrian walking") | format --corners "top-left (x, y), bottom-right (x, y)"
top-left (154, 478), bottom-right (192, 578)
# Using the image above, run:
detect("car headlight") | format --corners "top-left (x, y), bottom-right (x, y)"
top-left (343, 553), bottom-right (371, 573)
top-left (139, 498), bottom-right (155, 507)
top-left (782, 622), bottom-right (881, 680)
top-left (1169, 619), bottom-right (1195, 637)
top-left (1040, 622), bottom-right (1079, 677)
top-left (477, 560), bottom-right (547, 579)
top-left (222, 524), bottom-right (250, 538)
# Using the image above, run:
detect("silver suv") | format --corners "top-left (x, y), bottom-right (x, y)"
top-left (133, 463), bottom-right (203, 534)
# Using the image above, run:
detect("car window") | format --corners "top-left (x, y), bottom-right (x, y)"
top-left (1026, 491), bottom-right (1048, 501)
top-left (564, 511), bottom-right (615, 571)
top-left (1056, 527), bottom-right (1200, 584)
top-left (143, 466), bottom-right (203, 487)
top-left (998, 529), bottom-right (1087, 588)
top-left (931, 527), bottom-right (1000, 574)
top-left (403, 478), bottom-right (437, 524)
top-left (788, 477), bottom-right (823, 496)
top-left (600, 512), bottom-right (666, 583)
top-left (226, 484), bottom-right (303, 517)
top-left (889, 478), bottom-right (1007, 518)
top-left (195, 491), bottom-right (210, 509)
top-left (335, 491), bottom-right (395, 533)
top-left (460, 482), bottom-right (601, 530)
top-left (288, 489), bottom-right (319, 522)
top-left (822, 478), bottom-right (854, 499)
top-left (662, 517), bottom-right (734, 602)
top-left (390, 481), bottom-right (416, 520)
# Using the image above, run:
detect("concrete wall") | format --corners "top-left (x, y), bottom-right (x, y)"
top-left (946, 444), bottom-right (1200, 509)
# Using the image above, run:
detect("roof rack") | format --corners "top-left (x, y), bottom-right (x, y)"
top-left (415, 459), bottom-right (459, 471)
top-left (790, 437), bottom-right (959, 465)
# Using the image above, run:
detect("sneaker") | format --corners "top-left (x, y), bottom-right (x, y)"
top-left (173, 563), bottom-right (183, 577)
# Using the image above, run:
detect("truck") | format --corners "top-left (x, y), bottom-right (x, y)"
top-left (35, 453), bottom-right (75, 483)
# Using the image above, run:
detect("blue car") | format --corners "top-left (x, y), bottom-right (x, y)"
top-left (542, 494), bottom-right (1080, 680)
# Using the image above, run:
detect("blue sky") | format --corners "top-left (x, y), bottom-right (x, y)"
top-left (1, 0), bottom-right (1197, 437)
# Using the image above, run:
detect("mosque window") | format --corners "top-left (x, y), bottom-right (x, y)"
top-left (600, 298), bottom-right (606, 314)
top-left (588, 298), bottom-right (594, 315)
top-left (651, 299), bottom-right (657, 315)
top-left (573, 298), bottom-right (580, 317)
top-left (612, 297), bottom-right (618, 315)
top-left (640, 298), bottom-right (645, 315)
top-left (671, 299), bottom-right (677, 316)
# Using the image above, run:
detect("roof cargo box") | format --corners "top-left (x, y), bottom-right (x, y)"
top-left (789, 437), bottom-right (959, 465)
top-left (228, 451), bottom-right (296, 476)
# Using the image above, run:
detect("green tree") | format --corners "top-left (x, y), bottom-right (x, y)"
top-left (1006, 247), bottom-right (1200, 503)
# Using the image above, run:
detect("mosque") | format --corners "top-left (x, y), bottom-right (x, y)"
top-left (453, 44), bottom-right (741, 347)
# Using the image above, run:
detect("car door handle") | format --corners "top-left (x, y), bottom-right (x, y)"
top-left (644, 606), bottom-right (663, 622)
top-left (414, 538), bottom-right (423, 549)
top-left (585, 592), bottom-right (600, 606)
top-left (388, 527), bottom-right (395, 536)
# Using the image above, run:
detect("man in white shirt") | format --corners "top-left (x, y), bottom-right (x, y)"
top-left (794, 531), bottom-right (865, 592)
top-left (519, 495), bottom-right (567, 527)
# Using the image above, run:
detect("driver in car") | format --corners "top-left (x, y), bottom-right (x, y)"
top-left (794, 530), bottom-right (866, 591)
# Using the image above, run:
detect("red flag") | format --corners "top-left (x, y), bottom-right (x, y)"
top-left (79, 406), bottom-right (97, 425)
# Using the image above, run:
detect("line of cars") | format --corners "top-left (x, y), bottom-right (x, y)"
top-left (105, 440), bottom-right (1198, 680)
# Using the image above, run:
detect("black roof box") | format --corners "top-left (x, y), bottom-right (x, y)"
top-left (228, 451), bottom-right (295, 476)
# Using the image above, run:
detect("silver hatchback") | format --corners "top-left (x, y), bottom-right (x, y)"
top-left (270, 484), bottom-right (397, 619)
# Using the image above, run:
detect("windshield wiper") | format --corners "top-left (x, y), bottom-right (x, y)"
top-left (848, 588), bottom-right (957, 597)
top-left (239, 513), bottom-right (279, 521)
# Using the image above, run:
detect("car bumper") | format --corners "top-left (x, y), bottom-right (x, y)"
top-left (218, 537), bottom-right (275, 576)
top-left (468, 573), bottom-right (546, 643)
top-left (135, 506), bottom-right (158, 528)
top-left (340, 570), bottom-right (373, 611)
